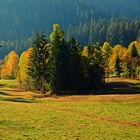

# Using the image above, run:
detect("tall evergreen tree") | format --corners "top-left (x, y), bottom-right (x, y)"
top-left (128, 42), bottom-right (139, 78)
top-left (68, 38), bottom-right (82, 91)
top-left (48, 24), bottom-right (69, 93)
top-left (129, 43), bottom-right (139, 58)
top-left (28, 33), bottom-right (49, 94)
top-left (81, 46), bottom-right (90, 89)
top-left (89, 43), bottom-right (105, 88)
top-left (114, 55), bottom-right (122, 77)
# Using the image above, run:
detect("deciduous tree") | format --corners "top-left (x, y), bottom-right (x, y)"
top-left (1, 51), bottom-right (19, 79)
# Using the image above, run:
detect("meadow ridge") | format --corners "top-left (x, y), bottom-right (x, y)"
top-left (0, 78), bottom-right (140, 140)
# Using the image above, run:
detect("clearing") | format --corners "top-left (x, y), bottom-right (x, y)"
top-left (0, 78), bottom-right (140, 140)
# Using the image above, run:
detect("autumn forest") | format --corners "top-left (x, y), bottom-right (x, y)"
top-left (0, 0), bottom-right (140, 94)
top-left (0, 1), bottom-right (140, 139)
top-left (0, 24), bottom-right (140, 94)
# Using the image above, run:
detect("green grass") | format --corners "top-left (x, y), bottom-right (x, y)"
top-left (0, 96), bottom-right (140, 140)
top-left (0, 78), bottom-right (140, 140)
top-left (0, 79), bottom-right (18, 87)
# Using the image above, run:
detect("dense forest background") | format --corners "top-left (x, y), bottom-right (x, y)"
top-left (0, 0), bottom-right (140, 58)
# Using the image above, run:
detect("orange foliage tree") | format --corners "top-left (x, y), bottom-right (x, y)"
top-left (1, 51), bottom-right (19, 79)
top-left (18, 48), bottom-right (33, 88)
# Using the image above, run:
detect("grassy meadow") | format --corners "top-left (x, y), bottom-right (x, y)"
top-left (0, 78), bottom-right (140, 140)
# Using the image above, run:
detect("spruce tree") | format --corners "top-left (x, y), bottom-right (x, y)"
top-left (89, 43), bottom-right (105, 88)
top-left (81, 46), bottom-right (90, 89)
top-left (129, 43), bottom-right (139, 58)
top-left (68, 38), bottom-right (82, 91)
top-left (28, 33), bottom-right (49, 94)
top-left (114, 55), bottom-right (122, 77)
top-left (48, 24), bottom-right (69, 93)
top-left (128, 42), bottom-right (139, 78)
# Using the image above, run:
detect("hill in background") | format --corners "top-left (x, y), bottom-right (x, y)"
top-left (0, 0), bottom-right (140, 58)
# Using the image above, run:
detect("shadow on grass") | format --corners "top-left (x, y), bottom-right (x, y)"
top-left (94, 81), bottom-right (140, 95)
top-left (56, 81), bottom-right (140, 96)
top-left (0, 91), bottom-right (13, 96)
top-left (0, 84), bottom-right (5, 87)
top-left (1, 78), bottom-right (140, 97)
top-left (91, 88), bottom-right (140, 95)
top-left (0, 97), bottom-right (36, 103)
top-left (103, 82), bottom-right (140, 94)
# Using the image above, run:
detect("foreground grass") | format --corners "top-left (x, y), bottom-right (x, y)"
top-left (0, 95), bottom-right (140, 140)
top-left (0, 79), bottom-right (18, 87)
top-left (0, 78), bottom-right (140, 140)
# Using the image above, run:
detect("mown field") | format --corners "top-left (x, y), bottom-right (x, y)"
top-left (0, 78), bottom-right (140, 140)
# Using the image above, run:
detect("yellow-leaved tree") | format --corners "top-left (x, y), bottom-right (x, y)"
top-left (109, 45), bottom-right (126, 75)
top-left (18, 48), bottom-right (33, 88)
top-left (1, 51), bottom-right (19, 79)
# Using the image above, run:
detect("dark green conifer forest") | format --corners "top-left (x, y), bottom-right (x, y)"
top-left (1, 0), bottom-right (140, 58)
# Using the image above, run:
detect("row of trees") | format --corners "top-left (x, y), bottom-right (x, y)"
top-left (27, 25), bottom-right (105, 94)
top-left (103, 41), bottom-right (140, 79)
top-left (1, 18), bottom-right (140, 60)
top-left (1, 25), bottom-right (140, 94)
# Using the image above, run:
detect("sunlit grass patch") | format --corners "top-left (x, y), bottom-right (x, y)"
top-left (0, 80), bottom-right (18, 88)
top-left (0, 78), bottom-right (140, 139)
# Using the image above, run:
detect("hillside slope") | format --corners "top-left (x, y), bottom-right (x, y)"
top-left (0, 0), bottom-right (140, 40)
